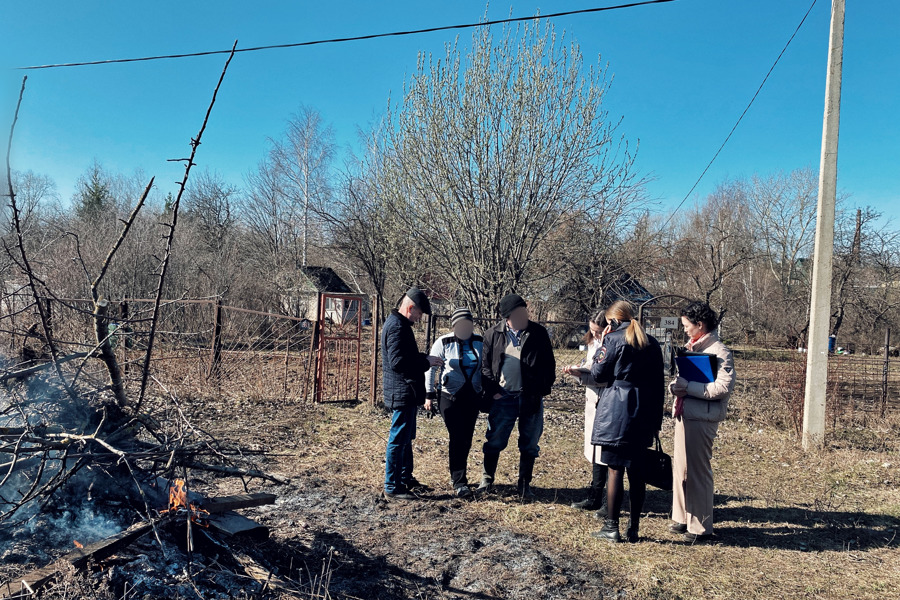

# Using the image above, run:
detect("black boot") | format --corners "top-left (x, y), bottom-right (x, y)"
top-left (477, 453), bottom-right (499, 493)
top-left (592, 518), bottom-right (620, 543)
top-left (626, 469), bottom-right (645, 543)
top-left (571, 463), bottom-right (607, 510)
top-left (516, 455), bottom-right (536, 500)
top-left (625, 518), bottom-right (639, 543)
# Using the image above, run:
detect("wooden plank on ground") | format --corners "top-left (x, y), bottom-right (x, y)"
top-left (207, 511), bottom-right (269, 540)
top-left (201, 493), bottom-right (276, 514)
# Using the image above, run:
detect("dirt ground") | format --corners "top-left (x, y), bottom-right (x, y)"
top-left (3, 365), bottom-right (899, 600)
top-left (178, 371), bottom-right (900, 600)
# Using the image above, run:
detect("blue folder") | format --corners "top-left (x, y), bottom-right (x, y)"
top-left (675, 352), bottom-right (718, 384)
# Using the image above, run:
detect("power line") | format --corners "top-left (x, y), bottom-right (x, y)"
top-left (14, 0), bottom-right (676, 71)
top-left (661, 0), bottom-right (818, 229)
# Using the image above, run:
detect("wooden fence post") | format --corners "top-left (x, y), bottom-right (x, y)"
top-left (882, 327), bottom-right (891, 419)
top-left (371, 294), bottom-right (381, 405)
top-left (208, 298), bottom-right (223, 379)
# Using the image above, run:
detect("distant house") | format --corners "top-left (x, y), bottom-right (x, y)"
top-left (606, 273), bottom-right (654, 306)
top-left (546, 271), bottom-right (655, 322)
top-left (281, 266), bottom-right (367, 324)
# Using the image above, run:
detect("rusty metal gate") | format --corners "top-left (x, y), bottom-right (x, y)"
top-left (638, 294), bottom-right (693, 376)
top-left (314, 293), bottom-right (365, 402)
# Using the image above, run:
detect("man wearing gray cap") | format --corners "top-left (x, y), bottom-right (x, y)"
top-left (381, 287), bottom-right (443, 501)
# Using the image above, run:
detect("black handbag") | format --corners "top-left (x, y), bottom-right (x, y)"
top-left (640, 435), bottom-right (673, 491)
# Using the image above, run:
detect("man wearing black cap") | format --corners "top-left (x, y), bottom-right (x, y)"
top-left (478, 293), bottom-right (556, 499)
top-left (381, 287), bottom-right (443, 501)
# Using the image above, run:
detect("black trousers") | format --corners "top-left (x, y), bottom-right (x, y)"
top-left (438, 385), bottom-right (481, 488)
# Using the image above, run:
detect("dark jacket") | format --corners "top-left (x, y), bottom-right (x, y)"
top-left (481, 319), bottom-right (556, 414)
top-left (381, 309), bottom-right (431, 410)
top-left (590, 321), bottom-right (664, 449)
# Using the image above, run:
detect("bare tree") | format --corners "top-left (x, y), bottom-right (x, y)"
top-left (268, 106), bottom-right (335, 268)
top-left (370, 20), bottom-right (642, 317)
top-left (664, 181), bottom-right (756, 323)
top-left (313, 131), bottom-right (410, 321)
top-left (746, 168), bottom-right (818, 340)
top-left (830, 207), bottom-right (900, 347)
top-left (184, 169), bottom-right (237, 254)
top-left (182, 169), bottom-right (241, 297)
top-left (2, 170), bottom-right (58, 236)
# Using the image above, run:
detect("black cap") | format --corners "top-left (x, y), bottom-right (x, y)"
top-left (405, 287), bottom-right (432, 315)
top-left (498, 293), bottom-right (527, 318)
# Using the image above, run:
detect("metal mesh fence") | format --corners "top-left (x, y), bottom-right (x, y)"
top-left (3, 290), bottom-right (896, 432)
top-left (0, 293), bottom-right (316, 405)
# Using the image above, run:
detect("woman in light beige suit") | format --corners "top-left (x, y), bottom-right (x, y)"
top-left (563, 309), bottom-right (608, 513)
top-left (668, 301), bottom-right (735, 543)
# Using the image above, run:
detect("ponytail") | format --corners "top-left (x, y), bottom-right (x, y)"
top-left (605, 300), bottom-right (649, 350)
top-left (625, 319), bottom-right (649, 350)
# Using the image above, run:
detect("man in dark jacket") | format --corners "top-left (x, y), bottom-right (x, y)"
top-left (478, 293), bottom-right (556, 499)
top-left (382, 287), bottom-right (443, 501)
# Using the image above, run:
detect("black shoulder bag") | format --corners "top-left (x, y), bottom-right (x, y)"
top-left (640, 435), bottom-right (673, 491)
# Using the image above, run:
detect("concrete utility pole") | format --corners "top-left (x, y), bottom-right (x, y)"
top-left (803, 0), bottom-right (846, 450)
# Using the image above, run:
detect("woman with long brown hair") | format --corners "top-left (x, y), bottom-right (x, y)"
top-left (563, 309), bottom-right (608, 512)
top-left (589, 300), bottom-right (665, 543)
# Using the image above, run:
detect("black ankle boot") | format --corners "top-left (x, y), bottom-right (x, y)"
top-left (517, 455), bottom-right (536, 500)
top-left (570, 488), bottom-right (603, 510)
top-left (592, 518), bottom-right (620, 543)
top-left (572, 463), bottom-right (606, 510)
top-left (626, 518), bottom-right (639, 543)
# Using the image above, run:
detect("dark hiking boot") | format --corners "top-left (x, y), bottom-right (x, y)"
top-left (683, 532), bottom-right (715, 544)
top-left (516, 480), bottom-right (536, 500)
top-left (405, 477), bottom-right (431, 494)
top-left (592, 519), bottom-right (621, 543)
top-left (573, 463), bottom-right (607, 510)
top-left (517, 455), bottom-right (536, 500)
top-left (571, 489), bottom-right (604, 510)
top-left (669, 522), bottom-right (688, 534)
top-left (454, 485), bottom-right (474, 498)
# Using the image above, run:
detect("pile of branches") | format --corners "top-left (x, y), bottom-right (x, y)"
top-left (0, 44), bottom-right (285, 531)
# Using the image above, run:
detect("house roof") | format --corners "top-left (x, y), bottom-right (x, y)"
top-left (609, 273), bottom-right (654, 304)
top-left (299, 266), bottom-right (354, 294)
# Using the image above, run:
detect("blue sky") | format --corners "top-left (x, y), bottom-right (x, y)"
top-left (2, 1), bottom-right (898, 222)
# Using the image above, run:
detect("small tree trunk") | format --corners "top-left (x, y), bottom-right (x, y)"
top-left (93, 299), bottom-right (128, 409)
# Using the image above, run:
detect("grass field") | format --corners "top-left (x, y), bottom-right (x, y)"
top-left (173, 368), bottom-right (900, 600)
top-left (4, 340), bottom-right (899, 599)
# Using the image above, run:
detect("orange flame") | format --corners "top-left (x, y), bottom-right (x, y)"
top-left (169, 479), bottom-right (189, 511)
top-left (161, 478), bottom-right (209, 527)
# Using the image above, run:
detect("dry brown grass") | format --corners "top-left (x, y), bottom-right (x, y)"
top-left (7, 343), bottom-right (897, 599)
top-left (225, 387), bottom-right (900, 600)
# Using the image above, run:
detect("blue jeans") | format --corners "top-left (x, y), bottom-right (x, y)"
top-left (384, 405), bottom-right (417, 493)
top-left (482, 392), bottom-right (544, 459)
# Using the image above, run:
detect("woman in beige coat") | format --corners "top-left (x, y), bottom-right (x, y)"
top-left (563, 310), bottom-right (608, 512)
top-left (669, 301), bottom-right (735, 543)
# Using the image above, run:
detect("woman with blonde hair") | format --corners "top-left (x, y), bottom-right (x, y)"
top-left (589, 300), bottom-right (664, 543)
